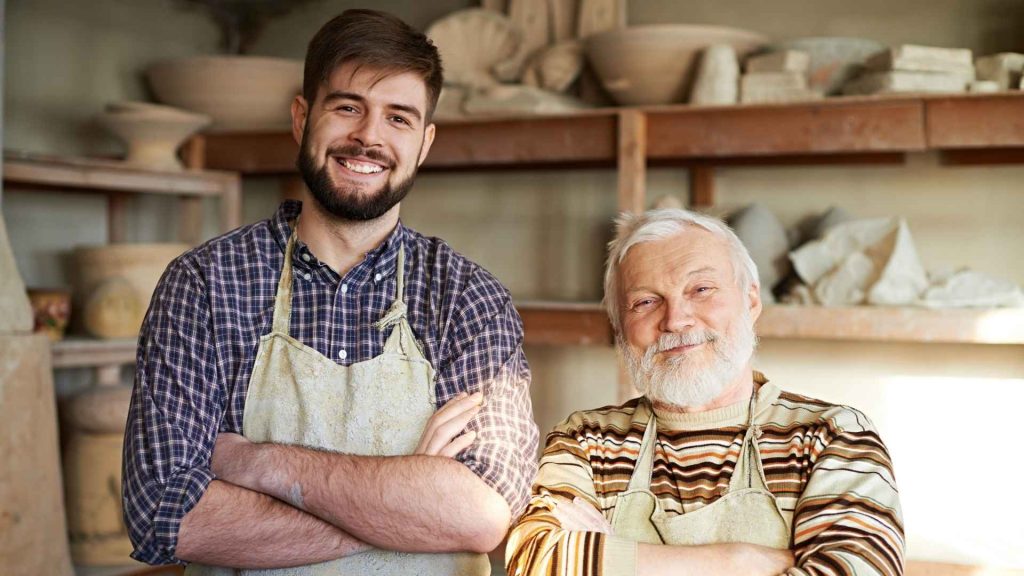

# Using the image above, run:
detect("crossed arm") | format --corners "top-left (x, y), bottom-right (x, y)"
top-left (174, 392), bottom-right (508, 567)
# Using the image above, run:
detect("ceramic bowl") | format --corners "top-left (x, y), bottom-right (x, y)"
top-left (585, 24), bottom-right (769, 106)
top-left (147, 55), bottom-right (303, 131)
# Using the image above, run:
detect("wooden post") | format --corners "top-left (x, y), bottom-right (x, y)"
top-left (220, 174), bottom-right (243, 234)
top-left (689, 164), bottom-right (715, 209)
top-left (177, 196), bottom-right (203, 245)
top-left (617, 109), bottom-right (646, 214)
top-left (107, 192), bottom-right (127, 243)
top-left (181, 135), bottom-right (206, 171)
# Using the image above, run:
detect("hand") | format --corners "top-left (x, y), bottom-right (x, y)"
top-left (712, 542), bottom-right (794, 576)
top-left (414, 391), bottom-right (483, 458)
top-left (211, 432), bottom-right (256, 489)
top-left (551, 496), bottom-right (613, 534)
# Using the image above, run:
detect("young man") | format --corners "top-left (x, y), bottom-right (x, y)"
top-left (123, 10), bottom-right (538, 575)
top-left (507, 209), bottom-right (904, 576)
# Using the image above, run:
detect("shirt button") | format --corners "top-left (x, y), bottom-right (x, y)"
top-left (374, 273), bottom-right (382, 282)
top-left (301, 253), bottom-right (311, 262)
top-left (338, 349), bottom-right (347, 360)
top-left (341, 283), bottom-right (349, 294)
top-left (303, 273), bottom-right (312, 281)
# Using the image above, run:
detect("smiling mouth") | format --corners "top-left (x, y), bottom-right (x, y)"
top-left (334, 156), bottom-right (387, 175)
top-left (661, 342), bottom-right (705, 355)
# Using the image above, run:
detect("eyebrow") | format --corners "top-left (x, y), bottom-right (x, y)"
top-left (623, 266), bottom-right (719, 295)
top-left (321, 91), bottom-right (423, 122)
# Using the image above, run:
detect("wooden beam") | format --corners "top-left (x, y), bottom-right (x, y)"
top-left (3, 156), bottom-right (234, 197)
top-left (181, 135), bottom-right (207, 170)
top-left (941, 147), bottom-right (1024, 165)
top-left (107, 192), bottom-right (127, 243)
top-left (617, 109), bottom-right (647, 213)
top-left (647, 98), bottom-right (927, 159)
top-left (926, 93), bottom-right (1024, 149)
top-left (51, 338), bottom-right (137, 369)
top-left (689, 165), bottom-right (715, 208)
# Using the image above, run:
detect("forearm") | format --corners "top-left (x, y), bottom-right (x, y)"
top-left (638, 542), bottom-right (793, 576)
top-left (246, 444), bottom-right (510, 553)
top-left (176, 479), bottom-right (369, 568)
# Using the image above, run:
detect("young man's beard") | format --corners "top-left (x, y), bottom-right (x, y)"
top-left (297, 135), bottom-right (419, 222)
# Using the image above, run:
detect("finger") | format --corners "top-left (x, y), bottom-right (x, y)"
top-left (431, 392), bottom-right (484, 427)
top-left (437, 431), bottom-right (476, 458)
top-left (424, 403), bottom-right (482, 455)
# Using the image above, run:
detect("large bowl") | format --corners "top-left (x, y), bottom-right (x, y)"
top-left (98, 106), bottom-right (210, 171)
top-left (147, 55), bottom-right (303, 131)
top-left (585, 24), bottom-right (769, 106)
top-left (774, 37), bottom-right (886, 95)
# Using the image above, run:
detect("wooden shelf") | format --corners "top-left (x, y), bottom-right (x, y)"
top-left (517, 302), bottom-right (1024, 347)
top-left (2, 152), bottom-right (242, 243)
top-left (189, 93), bottom-right (1024, 175)
top-left (51, 337), bottom-right (137, 369)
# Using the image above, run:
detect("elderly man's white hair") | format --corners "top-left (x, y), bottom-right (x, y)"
top-left (602, 208), bottom-right (760, 333)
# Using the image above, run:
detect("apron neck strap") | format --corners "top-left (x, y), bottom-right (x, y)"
top-left (730, 385), bottom-right (771, 493)
top-left (627, 407), bottom-right (659, 492)
top-left (373, 244), bottom-right (409, 331)
top-left (271, 226), bottom-right (300, 335)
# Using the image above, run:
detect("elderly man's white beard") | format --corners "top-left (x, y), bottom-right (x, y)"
top-left (623, 308), bottom-right (757, 409)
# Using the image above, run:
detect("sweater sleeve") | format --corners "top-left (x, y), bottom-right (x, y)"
top-left (506, 413), bottom-right (638, 576)
top-left (785, 408), bottom-right (905, 576)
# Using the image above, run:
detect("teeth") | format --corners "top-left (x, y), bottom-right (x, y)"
top-left (340, 159), bottom-right (383, 174)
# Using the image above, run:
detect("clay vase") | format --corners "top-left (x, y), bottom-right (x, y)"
top-left (26, 287), bottom-right (72, 341)
top-left (73, 243), bottom-right (189, 339)
top-left (61, 383), bottom-right (135, 565)
top-left (98, 104), bottom-right (210, 171)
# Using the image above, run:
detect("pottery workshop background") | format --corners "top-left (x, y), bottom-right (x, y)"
top-left (3, 0), bottom-right (1024, 571)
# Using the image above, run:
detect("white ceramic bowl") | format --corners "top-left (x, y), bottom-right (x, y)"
top-left (585, 24), bottom-right (769, 106)
top-left (147, 55), bottom-right (303, 131)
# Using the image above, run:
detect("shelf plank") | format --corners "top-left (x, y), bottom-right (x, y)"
top-left (926, 93), bottom-right (1024, 149)
top-left (51, 337), bottom-right (137, 369)
top-left (515, 302), bottom-right (1024, 347)
top-left (646, 97), bottom-right (927, 159)
top-left (3, 154), bottom-right (238, 197)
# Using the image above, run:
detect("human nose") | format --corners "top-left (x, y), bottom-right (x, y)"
top-left (660, 297), bottom-right (695, 333)
top-left (350, 114), bottom-right (383, 148)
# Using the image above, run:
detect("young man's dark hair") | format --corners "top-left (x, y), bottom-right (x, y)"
top-left (302, 9), bottom-right (444, 120)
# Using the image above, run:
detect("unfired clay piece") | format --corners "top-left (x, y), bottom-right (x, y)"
top-left (740, 71), bottom-right (822, 104)
top-left (746, 50), bottom-right (810, 73)
top-left (462, 84), bottom-right (591, 116)
top-left (790, 217), bottom-right (929, 307)
top-left (434, 86), bottom-right (468, 120)
top-left (922, 269), bottom-right (1024, 308)
top-left (99, 105), bottom-right (211, 171)
top-left (843, 70), bottom-right (968, 95)
top-left (494, 0), bottom-right (551, 82)
top-left (690, 44), bottom-right (740, 105)
top-left (728, 203), bottom-right (790, 303)
top-left (577, 0), bottom-right (626, 38)
top-left (968, 80), bottom-right (1000, 93)
top-left (0, 210), bottom-right (33, 333)
top-left (866, 44), bottom-right (974, 74)
top-left (522, 40), bottom-right (585, 93)
top-left (426, 9), bottom-right (520, 89)
top-left (975, 53), bottom-right (1024, 90)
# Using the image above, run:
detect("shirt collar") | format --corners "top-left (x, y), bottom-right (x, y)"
top-left (269, 200), bottom-right (408, 286)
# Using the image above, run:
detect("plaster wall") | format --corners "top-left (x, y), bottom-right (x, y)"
top-left (2, 0), bottom-right (1023, 569)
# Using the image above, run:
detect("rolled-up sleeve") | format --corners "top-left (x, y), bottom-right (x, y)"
top-left (122, 260), bottom-right (224, 565)
top-left (436, 284), bottom-right (539, 520)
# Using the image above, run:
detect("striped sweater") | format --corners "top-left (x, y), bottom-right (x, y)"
top-left (506, 374), bottom-right (904, 576)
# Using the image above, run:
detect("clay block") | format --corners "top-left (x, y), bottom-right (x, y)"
top-left (746, 50), bottom-right (810, 73)
top-left (867, 44), bottom-right (974, 74)
top-left (968, 80), bottom-right (1000, 93)
top-left (0, 334), bottom-right (74, 576)
top-left (741, 71), bottom-right (807, 91)
top-left (690, 44), bottom-right (739, 105)
top-left (843, 71), bottom-right (968, 95)
top-left (0, 212), bottom-right (33, 334)
top-left (975, 53), bottom-right (1024, 90)
top-left (741, 86), bottom-right (823, 104)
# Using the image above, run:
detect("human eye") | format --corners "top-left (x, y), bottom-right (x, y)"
top-left (630, 297), bottom-right (658, 312)
top-left (389, 114), bottom-right (412, 126)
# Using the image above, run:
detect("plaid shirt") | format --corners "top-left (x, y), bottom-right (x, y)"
top-left (123, 200), bottom-right (539, 565)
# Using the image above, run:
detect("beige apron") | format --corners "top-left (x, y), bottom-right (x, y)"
top-left (609, 393), bottom-right (791, 549)
top-left (187, 229), bottom-right (490, 575)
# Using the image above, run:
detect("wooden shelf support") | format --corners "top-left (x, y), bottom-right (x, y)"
top-left (617, 109), bottom-right (647, 214)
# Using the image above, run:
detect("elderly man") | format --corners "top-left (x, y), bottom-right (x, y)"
top-left (507, 209), bottom-right (904, 576)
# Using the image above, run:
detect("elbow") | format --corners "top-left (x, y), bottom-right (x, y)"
top-left (466, 491), bottom-right (512, 553)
